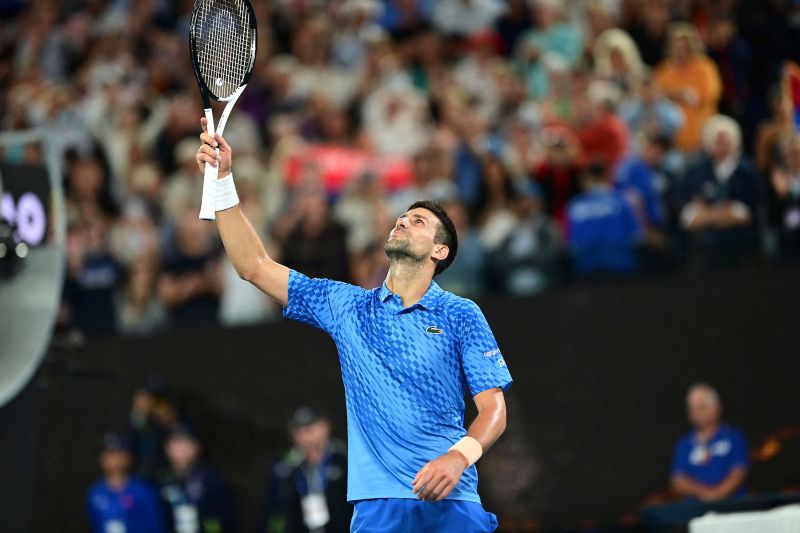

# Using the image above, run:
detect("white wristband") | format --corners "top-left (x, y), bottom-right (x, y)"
top-left (215, 173), bottom-right (240, 212)
top-left (449, 436), bottom-right (483, 466)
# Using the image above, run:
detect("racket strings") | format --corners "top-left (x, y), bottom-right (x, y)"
top-left (193, 0), bottom-right (254, 100)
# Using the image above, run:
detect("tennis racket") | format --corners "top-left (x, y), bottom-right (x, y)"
top-left (189, 0), bottom-right (257, 220)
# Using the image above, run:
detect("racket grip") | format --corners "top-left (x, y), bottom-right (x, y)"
top-left (199, 158), bottom-right (219, 220)
top-left (199, 108), bottom-right (217, 220)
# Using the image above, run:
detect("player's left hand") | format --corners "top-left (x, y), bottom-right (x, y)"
top-left (412, 450), bottom-right (469, 502)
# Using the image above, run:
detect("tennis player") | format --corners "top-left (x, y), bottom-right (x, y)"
top-left (197, 120), bottom-right (512, 532)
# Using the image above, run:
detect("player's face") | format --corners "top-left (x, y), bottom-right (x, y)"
top-left (385, 208), bottom-right (440, 261)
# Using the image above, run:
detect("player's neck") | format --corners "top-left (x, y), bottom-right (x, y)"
top-left (385, 264), bottom-right (432, 308)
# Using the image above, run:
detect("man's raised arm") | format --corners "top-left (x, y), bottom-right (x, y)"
top-left (196, 118), bottom-right (290, 306)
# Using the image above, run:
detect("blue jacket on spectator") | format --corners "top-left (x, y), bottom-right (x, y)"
top-left (87, 476), bottom-right (164, 533)
top-left (567, 186), bottom-right (643, 275)
top-left (616, 157), bottom-right (667, 227)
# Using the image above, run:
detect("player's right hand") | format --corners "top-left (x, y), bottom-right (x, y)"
top-left (197, 117), bottom-right (232, 179)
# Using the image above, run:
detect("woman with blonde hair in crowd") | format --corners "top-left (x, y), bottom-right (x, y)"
top-left (654, 23), bottom-right (722, 153)
top-left (593, 28), bottom-right (646, 97)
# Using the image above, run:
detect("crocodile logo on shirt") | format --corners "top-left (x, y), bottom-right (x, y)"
top-left (426, 326), bottom-right (443, 334)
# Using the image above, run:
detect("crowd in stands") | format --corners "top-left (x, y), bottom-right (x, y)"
top-left (2, 0), bottom-right (800, 336)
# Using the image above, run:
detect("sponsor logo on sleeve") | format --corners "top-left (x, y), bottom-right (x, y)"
top-left (483, 348), bottom-right (506, 367)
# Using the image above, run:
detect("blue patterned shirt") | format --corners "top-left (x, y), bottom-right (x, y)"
top-left (283, 270), bottom-right (513, 503)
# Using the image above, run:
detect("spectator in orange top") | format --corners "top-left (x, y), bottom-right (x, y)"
top-left (654, 23), bottom-right (722, 153)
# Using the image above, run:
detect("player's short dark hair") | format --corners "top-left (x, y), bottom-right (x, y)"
top-left (407, 200), bottom-right (458, 276)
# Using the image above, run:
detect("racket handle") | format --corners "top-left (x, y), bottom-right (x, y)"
top-left (199, 157), bottom-right (219, 220)
top-left (199, 108), bottom-right (217, 220)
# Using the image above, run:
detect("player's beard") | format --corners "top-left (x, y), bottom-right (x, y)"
top-left (384, 236), bottom-right (427, 267)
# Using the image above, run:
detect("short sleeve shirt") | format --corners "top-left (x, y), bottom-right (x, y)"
top-left (671, 424), bottom-right (749, 498)
top-left (283, 270), bottom-right (513, 503)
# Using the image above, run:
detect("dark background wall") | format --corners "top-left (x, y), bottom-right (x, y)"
top-left (1, 266), bottom-right (799, 531)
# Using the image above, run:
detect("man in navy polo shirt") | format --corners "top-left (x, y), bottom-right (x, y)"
top-left (671, 383), bottom-right (749, 501)
top-left (197, 123), bottom-right (511, 532)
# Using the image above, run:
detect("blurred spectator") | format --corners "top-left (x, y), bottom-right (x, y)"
top-left (361, 65), bottom-right (431, 156)
top-left (129, 375), bottom-right (179, 483)
top-left (163, 138), bottom-right (206, 224)
top-left (160, 425), bottom-right (235, 533)
top-left (336, 171), bottom-right (392, 254)
top-left (770, 134), bottom-right (800, 261)
top-left (532, 126), bottom-right (583, 227)
top-left (575, 80), bottom-right (630, 169)
top-left (626, 2), bottom-right (670, 67)
top-left (110, 197), bottom-right (160, 268)
top-left (619, 74), bottom-right (684, 154)
top-left (450, 103), bottom-right (501, 213)
top-left (432, 0), bottom-right (506, 37)
top-left (654, 23), bottom-right (722, 152)
top-left (566, 160), bottom-right (643, 276)
top-left (706, 15), bottom-right (753, 146)
top-left (377, 0), bottom-right (432, 38)
top-left (502, 118), bottom-right (542, 182)
top-left (389, 146), bottom-right (457, 218)
top-left (334, 170), bottom-right (392, 289)
top-left (514, 0), bottom-right (583, 98)
top-left (330, 1), bottom-right (382, 71)
top-left (85, 86), bottom-right (167, 199)
top-left (478, 152), bottom-right (521, 220)
top-left (87, 432), bottom-right (164, 533)
top-left (577, 1), bottom-right (616, 63)
top-left (616, 134), bottom-right (675, 271)
top-left (593, 28), bottom-right (645, 98)
top-left (474, 154), bottom-right (518, 251)
top-left (495, 0), bottom-right (531, 56)
top-left (435, 198), bottom-right (486, 298)
top-left (117, 257), bottom-right (166, 336)
top-left (642, 383), bottom-right (750, 530)
top-left (65, 154), bottom-right (117, 226)
top-left (754, 85), bottom-right (795, 177)
top-left (63, 219), bottom-right (120, 333)
top-left (401, 24), bottom-right (446, 94)
top-left (453, 30), bottom-right (506, 122)
top-left (616, 135), bottom-right (670, 232)
top-left (671, 383), bottom-right (749, 502)
top-left (158, 212), bottom-right (222, 328)
top-left (274, 188), bottom-right (350, 282)
top-left (679, 115), bottom-right (762, 272)
top-left (485, 181), bottom-right (560, 295)
top-left (263, 407), bottom-right (350, 533)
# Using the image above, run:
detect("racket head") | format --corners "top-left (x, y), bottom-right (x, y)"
top-left (189, 0), bottom-right (258, 103)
